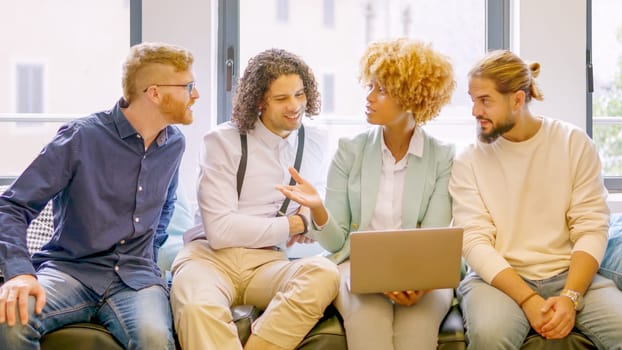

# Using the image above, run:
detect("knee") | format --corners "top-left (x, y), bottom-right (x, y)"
top-left (338, 292), bottom-right (388, 318)
top-left (174, 300), bottom-right (231, 324)
top-left (465, 317), bottom-right (527, 348)
top-left (298, 257), bottom-right (340, 295)
top-left (0, 320), bottom-right (40, 349)
top-left (133, 307), bottom-right (175, 350)
top-left (134, 325), bottom-right (175, 350)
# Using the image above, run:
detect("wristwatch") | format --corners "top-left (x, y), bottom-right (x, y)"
top-left (560, 289), bottom-right (584, 311)
top-left (295, 213), bottom-right (309, 235)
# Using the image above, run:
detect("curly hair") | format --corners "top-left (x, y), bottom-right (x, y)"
top-left (122, 42), bottom-right (194, 104)
top-left (232, 48), bottom-right (321, 133)
top-left (469, 50), bottom-right (544, 103)
top-left (359, 38), bottom-right (455, 125)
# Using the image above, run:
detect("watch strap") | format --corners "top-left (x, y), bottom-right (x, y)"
top-left (560, 289), bottom-right (582, 310)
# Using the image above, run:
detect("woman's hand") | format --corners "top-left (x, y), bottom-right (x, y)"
top-left (384, 290), bottom-right (428, 307)
top-left (275, 167), bottom-right (323, 209)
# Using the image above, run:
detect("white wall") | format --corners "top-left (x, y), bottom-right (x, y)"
top-left (515, 0), bottom-right (586, 129)
top-left (142, 0), bottom-right (218, 203)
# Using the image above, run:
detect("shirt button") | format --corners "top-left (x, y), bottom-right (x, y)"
top-left (120, 240), bottom-right (126, 245)
top-left (114, 266), bottom-right (120, 272)
top-left (138, 185), bottom-right (143, 191)
top-left (136, 134), bottom-right (141, 138)
top-left (134, 217), bottom-right (140, 223)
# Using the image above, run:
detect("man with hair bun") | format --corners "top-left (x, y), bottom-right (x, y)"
top-left (449, 49), bottom-right (622, 348)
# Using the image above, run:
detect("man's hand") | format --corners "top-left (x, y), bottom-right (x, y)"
top-left (286, 233), bottom-right (315, 247)
top-left (538, 296), bottom-right (576, 339)
top-left (384, 290), bottom-right (427, 307)
top-left (520, 294), bottom-right (555, 337)
top-left (0, 274), bottom-right (46, 326)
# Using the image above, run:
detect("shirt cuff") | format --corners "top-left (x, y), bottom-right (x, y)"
top-left (311, 212), bottom-right (330, 231)
top-left (2, 257), bottom-right (37, 281)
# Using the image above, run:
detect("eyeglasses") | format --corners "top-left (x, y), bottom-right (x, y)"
top-left (143, 81), bottom-right (196, 94)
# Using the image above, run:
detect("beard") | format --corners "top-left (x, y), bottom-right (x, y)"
top-left (160, 94), bottom-right (193, 125)
top-left (477, 116), bottom-right (516, 143)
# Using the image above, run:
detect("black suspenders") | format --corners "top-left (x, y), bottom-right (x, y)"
top-left (236, 125), bottom-right (305, 217)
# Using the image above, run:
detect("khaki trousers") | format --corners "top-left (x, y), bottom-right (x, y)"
top-left (170, 240), bottom-right (339, 350)
top-left (335, 261), bottom-right (453, 350)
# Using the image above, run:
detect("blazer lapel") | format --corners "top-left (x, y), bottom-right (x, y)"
top-left (359, 128), bottom-right (383, 230)
top-left (402, 143), bottom-right (428, 228)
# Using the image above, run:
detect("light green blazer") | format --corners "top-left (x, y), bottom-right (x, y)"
top-left (309, 126), bottom-right (455, 264)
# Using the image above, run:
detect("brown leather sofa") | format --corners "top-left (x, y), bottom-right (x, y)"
top-left (35, 300), bottom-right (595, 350)
top-left (35, 301), bottom-right (465, 350)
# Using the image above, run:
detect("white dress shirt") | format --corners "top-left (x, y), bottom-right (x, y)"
top-left (369, 127), bottom-right (424, 230)
top-left (184, 119), bottom-right (328, 249)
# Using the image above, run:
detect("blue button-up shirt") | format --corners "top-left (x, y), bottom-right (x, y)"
top-left (0, 98), bottom-right (184, 294)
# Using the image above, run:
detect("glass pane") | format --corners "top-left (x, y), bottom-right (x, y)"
top-left (239, 0), bottom-right (485, 156)
top-left (0, 0), bottom-right (130, 176)
top-left (592, 0), bottom-right (622, 177)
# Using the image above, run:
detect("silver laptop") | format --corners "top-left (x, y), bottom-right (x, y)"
top-left (348, 227), bottom-right (463, 294)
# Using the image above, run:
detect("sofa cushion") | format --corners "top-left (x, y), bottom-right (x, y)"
top-left (0, 184), bottom-right (54, 257)
top-left (40, 323), bottom-right (124, 350)
top-left (521, 330), bottom-right (597, 350)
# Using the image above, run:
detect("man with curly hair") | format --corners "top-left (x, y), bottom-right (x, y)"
top-left (170, 48), bottom-right (339, 350)
top-left (276, 38), bottom-right (456, 349)
top-left (0, 42), bottom-right (198, 350)
top-left (449, 50), bottom-right (622, 348)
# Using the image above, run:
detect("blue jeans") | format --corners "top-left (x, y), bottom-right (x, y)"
top-left (0, 268), bottom-right (174, 350)
top-left (599, 215), bottom-right (622, 289)
top-left (458, 271), bottom-right (622, 350)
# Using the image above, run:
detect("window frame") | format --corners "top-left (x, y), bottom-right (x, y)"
top-left (130, 0), bottom-right (142, 45)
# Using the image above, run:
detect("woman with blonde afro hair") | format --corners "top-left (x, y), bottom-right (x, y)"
top-left (359, 37), bottom-right (455, 126)
top-left (276, 38), bottom-right (457, 349)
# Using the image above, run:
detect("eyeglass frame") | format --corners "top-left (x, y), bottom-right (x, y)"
top-left (143, 81), bottom-right (196, 95)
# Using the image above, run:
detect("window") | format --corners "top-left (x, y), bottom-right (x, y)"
top-left (589, 0), bottom-right (622, 191)
top-left (229, 0), bottom-right (493, 157)
top-left (16, 64), bottom-right (44, 113)
top-left (0, 0), bottom-right (138, 177)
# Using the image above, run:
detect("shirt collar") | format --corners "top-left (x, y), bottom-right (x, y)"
top-left (113, 97), bottom-right (169, 147)
top-left (380, 126), bottom-right (424, 158)
top-left (254, 118), bottom-right (299, 149)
